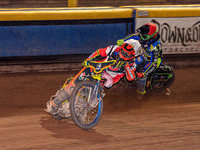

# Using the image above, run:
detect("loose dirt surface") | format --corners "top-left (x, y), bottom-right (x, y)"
top-left (0, 67), bottom-right (200, 150)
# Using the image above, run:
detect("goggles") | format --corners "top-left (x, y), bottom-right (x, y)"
top-left (140, 31), bottom-right (157, 40)
top-left (119, 49), bottom-right (135, 60)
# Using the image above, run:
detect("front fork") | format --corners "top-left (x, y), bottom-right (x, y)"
top-left (88, 80), bottom-right (103, 108)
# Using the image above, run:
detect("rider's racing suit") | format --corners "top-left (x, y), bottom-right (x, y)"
top-left (118, 34), bottom-right (163, 94)
top-left (48, 39), bottom-right (141, 117)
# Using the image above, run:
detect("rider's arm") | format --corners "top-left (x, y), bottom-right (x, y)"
top-left (87, 48), bottom-right (108, 61)
top-left (117, 34), bottom-right (140, 46)
top-left (125, 62), bottom-right (136, 81)
top-left (82, 47), bottom-right (108, 67)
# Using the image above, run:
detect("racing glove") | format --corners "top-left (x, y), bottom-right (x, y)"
top-left (136, 72), bottom-right (145, 78)
top-left (117, 39), bottom-right (124, 46)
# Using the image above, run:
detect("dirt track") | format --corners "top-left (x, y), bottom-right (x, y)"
top-left (0, 67), bottom-right (200, 150)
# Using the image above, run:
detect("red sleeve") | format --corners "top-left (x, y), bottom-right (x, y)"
top-left (125, 63), bottom-right (136, 81)
top-left (85, 47), bottom-right (108, 61)
top-left (98, 47), bottom-right (108, 57)
top-left (114, 47), bottom-right (121, 53)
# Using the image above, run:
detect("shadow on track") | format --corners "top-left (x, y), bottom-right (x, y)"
top-left (40, 116), bottom-right (113, 142)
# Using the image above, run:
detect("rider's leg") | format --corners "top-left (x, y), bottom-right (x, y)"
top-left (136, 77), bottom-right (147, 95)
top-left (46, 88), bottom-right (71, 115)
top-left (136, 77), bottom-right (147, 100)
top-left (46, 68), bottom-right (89, 116)
top-left (46, 76), bottom-right (74, 116)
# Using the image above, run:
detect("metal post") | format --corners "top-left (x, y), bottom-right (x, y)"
top-left (68, 0), bottom-right (77, 7)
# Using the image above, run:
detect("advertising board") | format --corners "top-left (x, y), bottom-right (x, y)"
top-left (132, 6), bottom-right (200, 54)
top-left (135, 17), bottom-right (200, 54)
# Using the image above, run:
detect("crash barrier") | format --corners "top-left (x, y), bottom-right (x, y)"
top-left (0, 5), bottom-right (199, 58)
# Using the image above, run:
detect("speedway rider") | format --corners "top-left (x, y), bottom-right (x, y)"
top-left (117, 23), bottom-right (164, 95)
top-left (45, 39), bottom-right (142, 119)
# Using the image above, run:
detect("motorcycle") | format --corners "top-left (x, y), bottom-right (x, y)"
top-left (124, 64), bottom-right (175, 95)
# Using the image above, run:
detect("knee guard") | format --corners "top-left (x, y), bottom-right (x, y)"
top-left (102, 72), bottom-right (113, 88)
top-left (51, 89), bottom-right (70, 109)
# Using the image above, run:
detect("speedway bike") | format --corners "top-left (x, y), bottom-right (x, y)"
top-left (48, 61), bottom-right (174, 130)
top-left (124, 64), bottom-right (175, 95)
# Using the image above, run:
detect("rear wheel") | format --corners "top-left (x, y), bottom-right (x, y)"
top-left (164, 70), bottom-right (175, 88)
top-left (69, 81), bottom-right (103, 130)
top-left (148, 69), bottom-right (175, 93)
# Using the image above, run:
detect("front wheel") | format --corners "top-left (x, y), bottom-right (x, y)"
top-left (69, 81), bottom-right (103, 130)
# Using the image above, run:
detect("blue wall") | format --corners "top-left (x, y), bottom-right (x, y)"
top-left (0, 23), bottom-right (130, 57)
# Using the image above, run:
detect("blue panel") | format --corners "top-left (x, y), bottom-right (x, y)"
top-left (0, 23), bottom-right (127, 57)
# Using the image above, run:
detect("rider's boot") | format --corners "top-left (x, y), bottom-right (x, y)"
top-left (45, 102), bottom-right (64, 120)
top-left (45, 89), bottom-right (71, 119)
top-left (165, 88), bottom-right (171, 96)
top-left (45, 101), bottom-right (58, 115)
top-left (61, 101), bottom-right (71, 118)
top-left (136, 91), bottom-right (145, 100)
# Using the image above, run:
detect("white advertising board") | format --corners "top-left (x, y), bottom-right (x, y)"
top-left (135, 17), bottom-right (200, 54)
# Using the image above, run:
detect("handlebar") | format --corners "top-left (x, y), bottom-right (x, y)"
top-left (87, 60), bottom-right (116, 73)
